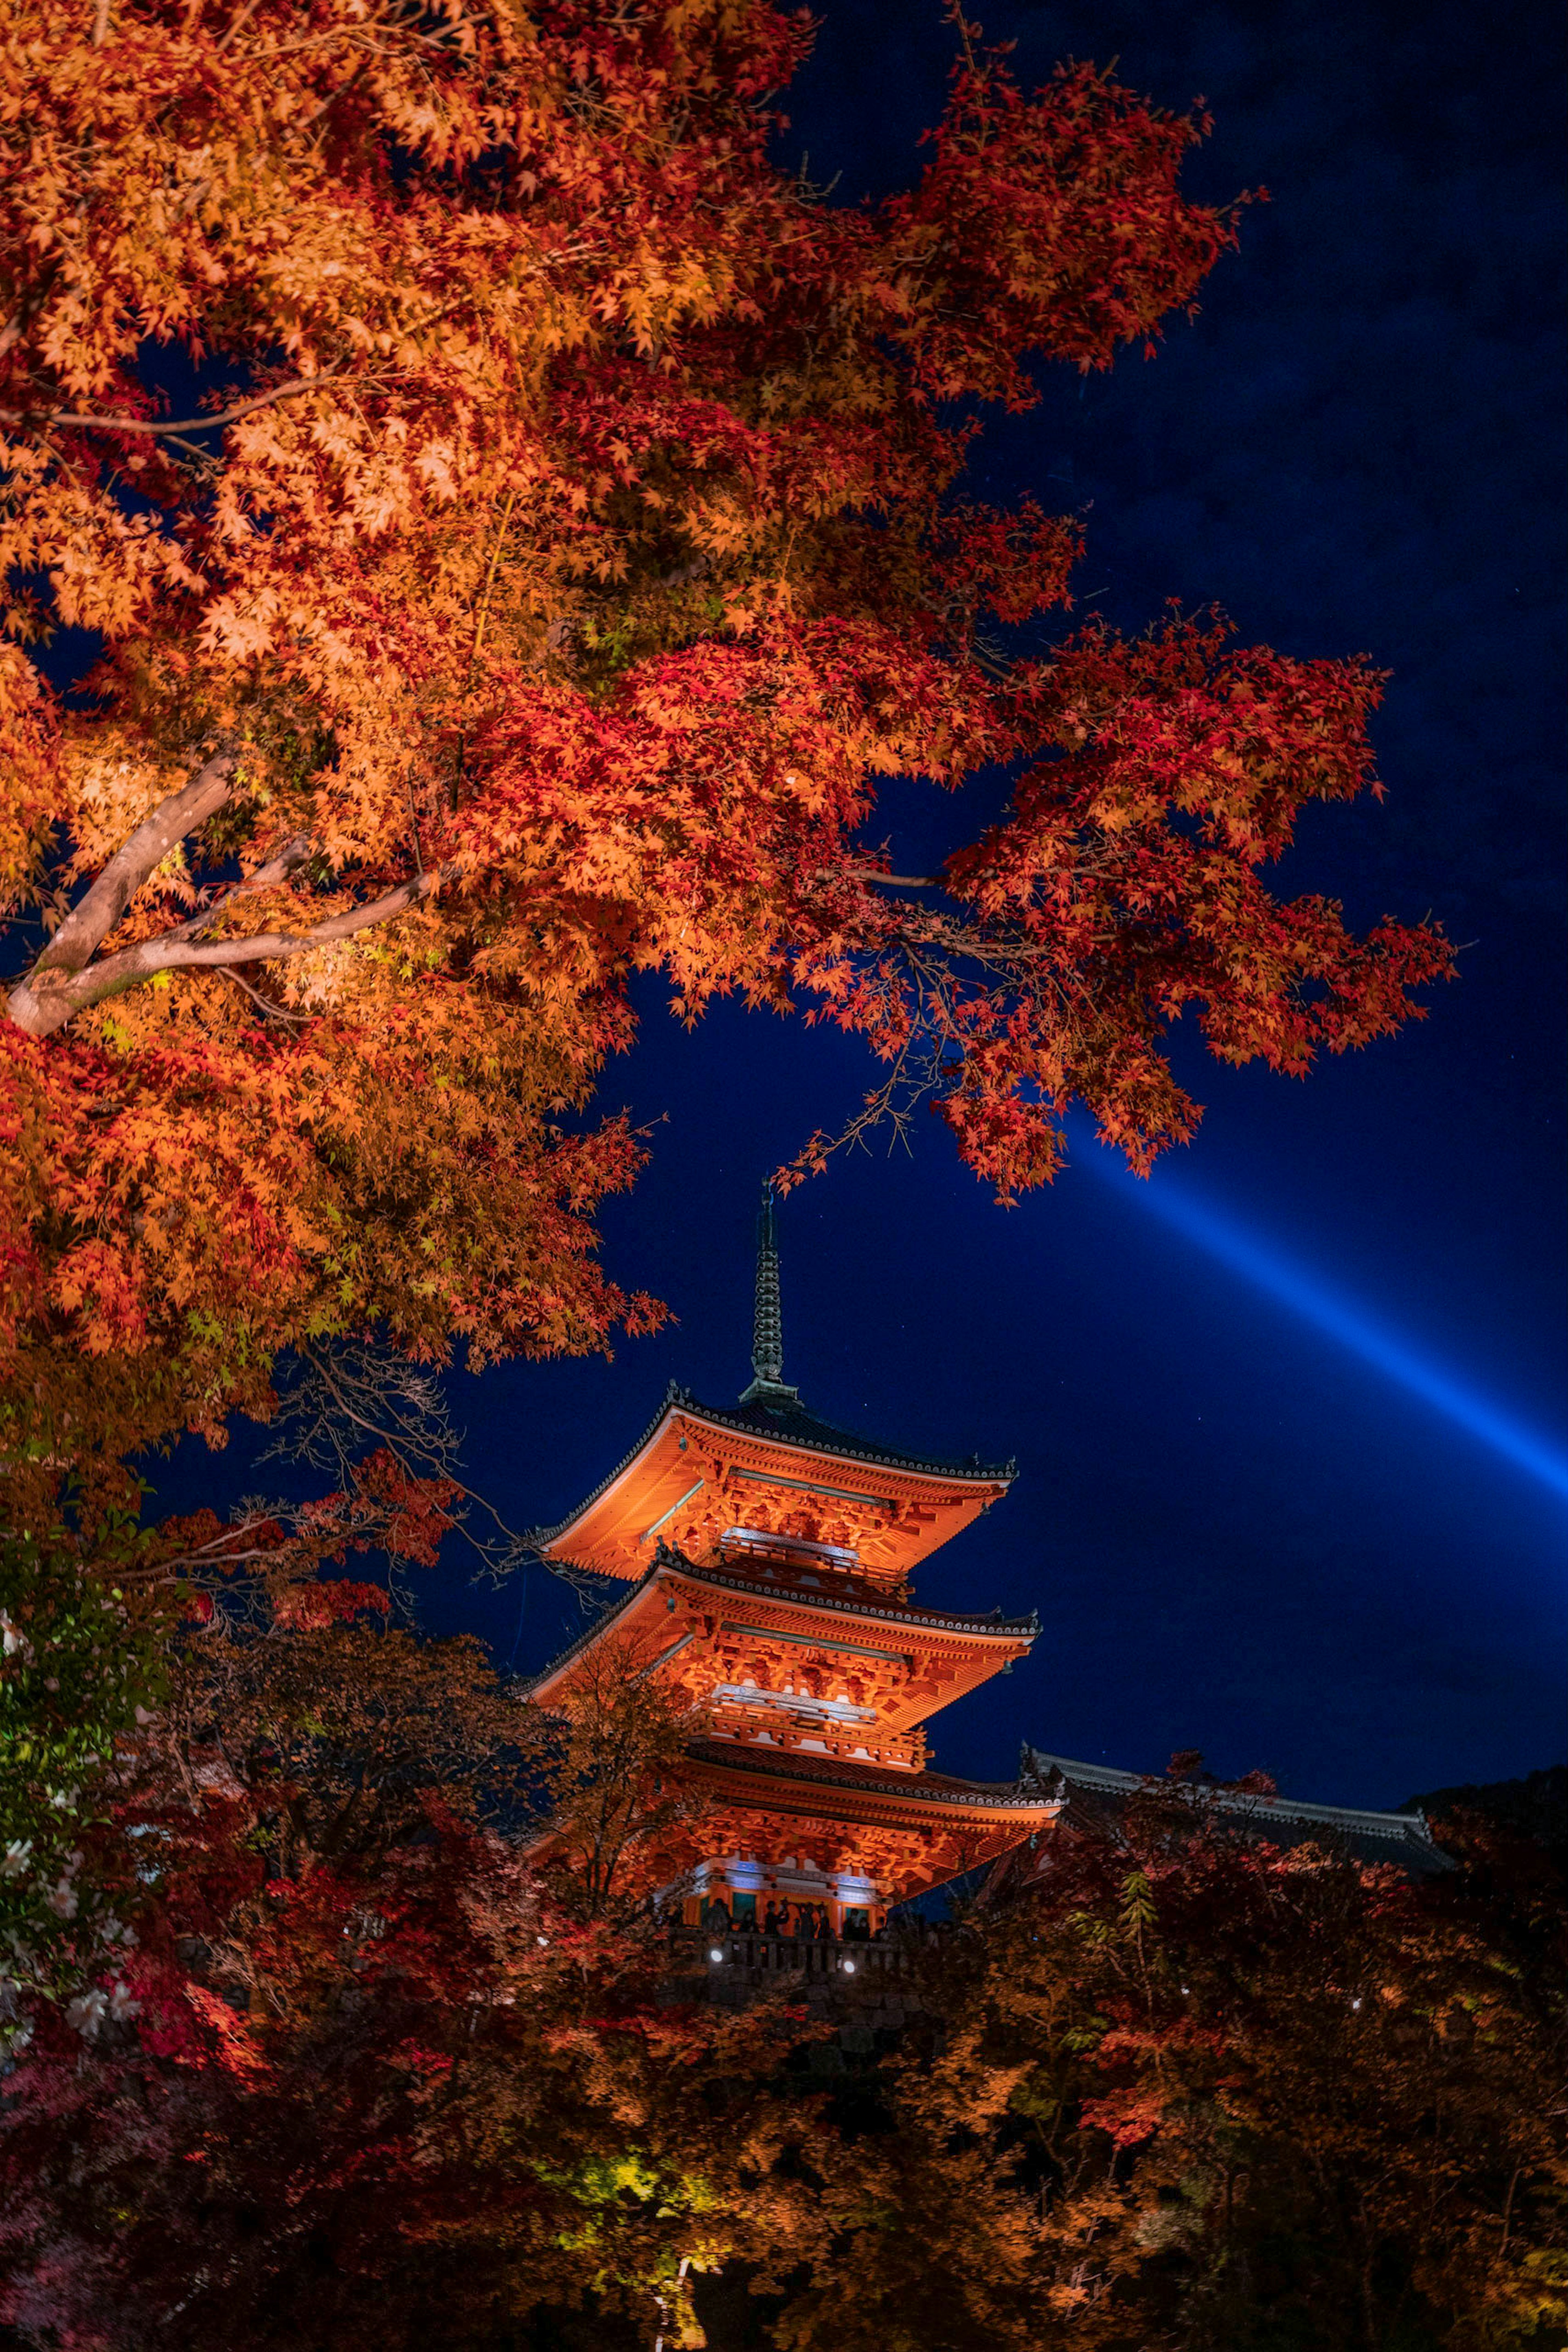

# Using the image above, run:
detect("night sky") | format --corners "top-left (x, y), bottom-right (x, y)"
top-left (156, 0), bottom-right (1565, 1813)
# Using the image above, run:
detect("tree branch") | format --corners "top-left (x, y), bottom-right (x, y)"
top-left (221, 967), bottom-right (313, 1024)
top-left (7, 859), bottom-right (456, 1039)
top-left (29, 743), bottom-right (240, 980)
top-left (158, 832), bottom-right (315, 945)
top-left (0, 368), bottom-right (346, 438)
top-left (296, 52), bottom-right (373, 136)
top-left (0, 259), bottom-right (67, 363)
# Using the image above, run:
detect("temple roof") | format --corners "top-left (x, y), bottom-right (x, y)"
top-left (1017, 1747), bottom-right (1455, 1876)
top-left (685, 1738), bottom-right (1058, 1817)
top-left (523, 1382), bottom-right (1015, 1554)
top-left (516, 1550), bottom-right (1040, 1705)
top-left (657, 1549), bottom-right (1039, 1638)
top-left (526, 1189), bottom-right (1014, 1564)
top-left (682, 1388), bottom-right (1017, 1484)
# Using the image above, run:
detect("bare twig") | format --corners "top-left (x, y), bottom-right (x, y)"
top-left (221, 966), bottom-right (312, 1025)
top-left (215, 0), bottom-right (266, 55)
top-left (264, 1339), bottom-right (614, 1605)
top-left (295, 51), bottom-right (374, 137)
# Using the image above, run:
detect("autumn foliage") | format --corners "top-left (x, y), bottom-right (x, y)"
top-left (0, 15), bottom-right (1496, 2338)
top-left (786, 1788), bottom-right (1568, 2352)
top-left (0, 1583), bottom-right (826, 2351)
top-left (2, 1575), bottom-right (1561, 2351)
top-left (0, 0), bottom-right (1451, 1510)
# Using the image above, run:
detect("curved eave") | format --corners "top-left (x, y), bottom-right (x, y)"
top-left (657, 1551), bottom-right (1041, 1644)
top-left (671, 1391), bottom-right (1017, 1487)
top-left (524, 1386), bottom-right (686, 1553)
top-left (525, 1381), bottom-right (1015, 1557)
top-left (685, 1739), bottom-right (1061, 1824)
top-left (513, 1563), bottom-right (664, 1702)
top-left (517, 1553), bottom-right (1041, 1706)
top-left (517, 1738), bottom-right (1058, 1868)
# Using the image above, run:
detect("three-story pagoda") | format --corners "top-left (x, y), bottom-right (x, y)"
top-left (522, 1189), bottom-right (1058, 1936)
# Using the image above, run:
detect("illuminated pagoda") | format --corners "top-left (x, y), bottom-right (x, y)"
top-left (522, 1188), bottom-right (1059, 1937)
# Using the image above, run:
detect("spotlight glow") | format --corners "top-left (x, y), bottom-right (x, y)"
top-left (1088, 1154), bottom-right (1568, 1502)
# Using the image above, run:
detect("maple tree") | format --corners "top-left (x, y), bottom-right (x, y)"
top-left (9, 1594), bottom-right (1560, 2352)
top-left (0, 1384), bottom-right (485, 2017)
top-left (530, 1627), bottom-right (715, 1922)
top-left (0, 1552), bottom-right (833, 2352)
top-left (2, 1368), bottom-right (1559, 2352)
top-left (768, 1781), bottom-right (1568, 2352)
top-left (0, 0), bottom-right (1452, 1514)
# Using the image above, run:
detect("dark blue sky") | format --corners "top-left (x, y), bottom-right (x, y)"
top-left (158, 0), bottom-right (1566, 1811)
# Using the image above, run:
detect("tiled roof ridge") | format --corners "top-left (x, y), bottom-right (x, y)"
top-left (658, 1549), bottom-right (1041, 1641)
top-left (523, 1382), bottom-right (1018, 1551)
top-left (1021, 1746), bottom-right (1443, 1845)
top-left (678, 1391), bottom-right (1018, 1483)
top-left (686, 1737), bottom-right (1058, 1812)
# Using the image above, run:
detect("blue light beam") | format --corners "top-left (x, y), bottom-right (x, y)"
top-left (1085, 1151), bottom-right (1568, 1503)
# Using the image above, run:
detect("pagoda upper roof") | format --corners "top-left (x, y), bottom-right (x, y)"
top-left (691, 1388), bottom-right (1017, 1485)
top-left (525, 1381), bottom-right (1016, 1554)
top-left (524, 1380), bottom-right (1018, 1586)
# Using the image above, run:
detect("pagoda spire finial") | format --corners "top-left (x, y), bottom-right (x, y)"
top-left (741, 1179), bottom-right (799, 1405)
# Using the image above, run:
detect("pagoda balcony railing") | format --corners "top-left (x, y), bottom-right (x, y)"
top-left (667, 1926), bottom-right (925, 1982)
top-left (704, 1702), bottom-right (926, 1771)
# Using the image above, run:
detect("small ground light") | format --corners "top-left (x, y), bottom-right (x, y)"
top-left (842, 1960), bottom-right (855, 1973)
top-left (709, 1946), bottom-right (725, 1963)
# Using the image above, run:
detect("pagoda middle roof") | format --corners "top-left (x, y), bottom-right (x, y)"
top-left (658, 1549), bottom-right (1040, 1638)
top-left (515, 1552), bottom-right (1041, 1702)
top-left (525, 1379), bottom-right (1016, 1552)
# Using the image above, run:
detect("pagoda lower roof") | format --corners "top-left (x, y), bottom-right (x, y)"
top-left (524, 1380), bottom-right (1015, 1551)
top-left (515, 1552), bottom-right (1041, 1701)
top-left (685, 1738), bottom-right (1059, 1820)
